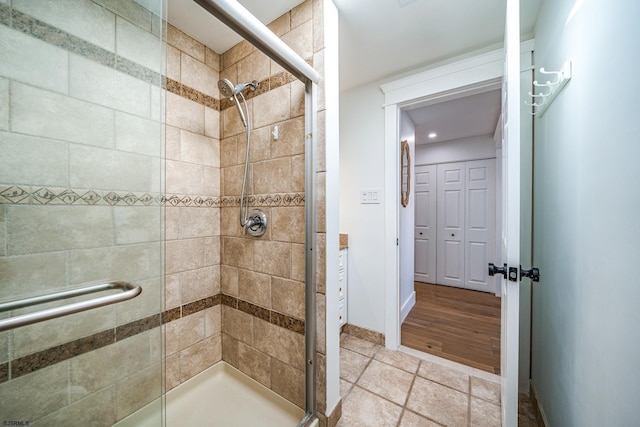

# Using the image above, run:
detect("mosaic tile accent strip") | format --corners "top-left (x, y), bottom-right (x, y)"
top-left (0, 186), bottom-right (304, 208)
top-left (4, 5), bottom-right (161, 85)
top-left (222, 293), bottom-right (305, 336)
top-left (165, 77), bottom-right (220, 111)
top-left (1, 291), bottom-right (304, 384)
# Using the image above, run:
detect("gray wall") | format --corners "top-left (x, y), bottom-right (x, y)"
top-left (531, 0), bottom-right (640, 425)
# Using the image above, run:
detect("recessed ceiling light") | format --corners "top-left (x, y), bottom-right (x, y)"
top-left (428, 132), bottom-right (437, 139)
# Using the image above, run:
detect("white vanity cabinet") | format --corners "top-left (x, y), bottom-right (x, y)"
top-left (338, 247), bottom-right (348, 328)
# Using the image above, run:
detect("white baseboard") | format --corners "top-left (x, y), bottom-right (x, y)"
top-left (400, 291), bottom-right (416, 323)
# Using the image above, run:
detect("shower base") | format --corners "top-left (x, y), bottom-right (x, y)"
top-left (115, 361), bottom-right (312, 427)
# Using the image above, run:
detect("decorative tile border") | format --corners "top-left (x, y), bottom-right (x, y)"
top-left (0, 185), bottom-right (304, 208)
top-left (1, 292), bottom-right (304, 384)
top-left (222, 294), bottom-right (305, 335)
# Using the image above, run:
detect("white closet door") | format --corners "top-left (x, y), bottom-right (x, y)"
top-left (465, 159), bottom-right (496, 292)
top-left (436, 162), bottom-right (466, 288)
top-left (414, 165), bottom-right (437, 283)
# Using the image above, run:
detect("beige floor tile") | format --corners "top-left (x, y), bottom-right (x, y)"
top-left (374, 347), bottom-right (421, 373)
top-left (407, 376), bottom-right (469, 427)
top-left (418, 360), bottom-right (470, 393)
top-left (340, 348), bottom-right (371, 383)
top-left (357, 360), bottom-right (415, 405)
top-left (341, 334), bottom-right (380, 357)
top-left (470, 396), bottom-right (501, 427)
top-left (336, 386), bottom-right (403, 427)
top-left (340, 379), bottom-right (354, 399)
top-left (471, 376), bottom-right (501, 405)
top-left (399, 410), bottom-right (441, 427)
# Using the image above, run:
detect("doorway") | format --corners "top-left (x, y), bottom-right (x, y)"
top-left (397, 88), bottom-right (503, 374)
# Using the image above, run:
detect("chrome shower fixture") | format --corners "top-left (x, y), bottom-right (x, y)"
top-left (217, 78), bottom-right (259, 98)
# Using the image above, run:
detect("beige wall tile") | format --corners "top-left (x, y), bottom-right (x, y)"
top-left (253, 318), bottom-right (304, 370)
top-left (0, 25), bottom-right (69, 93)
top-left (292, 154), bottom-right (305, 192)
top-left (253, 240), bottom-right (291, 278)
top-left (178, 206), bottom-right (219, 239)
top-left (179, 130), bottom-right (219, 167)
top-left (205, 47), bottom-right (221, 72)
top-left (314, 50), bottom-right (325, 111)
top-left (317, 109), bottom-right (327, 171)
top-left (69, 55), bottom-right (151, 118)
top-left (272, 207), bottom-right (305, 244)
top-left (165, 273), bottom-right (181, 309)
top-left (0, 132), bottom-right (69, 187)
top-left (222, 332), bottom-right (239, 368)
top-left (272, 277), bottom-right (305, 319)
top-left (253, 85), bottom-right (291, 129)
top-left (271, 358), bottom-right (305, 408)
top-left (222, 101), bottom-right (249, 139)
top-left (13, 304), bottom-right (115, 357)
top-left (222, 236), bottom-right (254, 270)
top-left (291, 243), bottom-right (306, 282)
top-left (114, 206), bottom-right (161, 244)
top-left (219, 63), bottom-right (238, 92)
top-left (203, 236), bottom-right (221, 266)
top-left (238, 269), bottom-right (271, 308)
top-left (238, 341), bottom-right (271, 387)
top-left (205, 305), bottom-right (222, 336)
top-left (282, 20), bottom-right (313, 60)
top-left (165, 352), bottom-right (181, 391)
top-left (179, 335), bottom-right (221, 381)
top-left (312, 0), bottom-right (324, 53)
top-left (7, 205), bottom-right (112, 255)
top-left (70, 331), bottom-right (151, 401)
top-left (204, 166), bottom-right (221, 197)
top-left (167, 24), bottom-right (205, 62)
top-left (222, 306), bottom-right (253, 344)
top-left (116, 277), bottom-right (162, 326)
top-left (267, 12), bottom-right (291, 37)
top-left (222, 40), bottom-right (254, 69)
top-left (102, 0), bottom-right (153, 32)
top-left (0, 252), bottom-right (67, 304)
top-left (11, 83), bottom-right (115, 148)
top-left (38, 386), bottom-right (117, 426)
top-left (181, 53), bottom-right (218, 98)
top-left (0, 78), bottom-right (7, 131)
top-left (0, 362), bottom-right (69, 421)
top-left (253, 157), bottom-right (292, 194)
top-left (70, 144), bottom-right (159, 192)
top-left (204, 107), bottom-right (220, 139)
top-left (165, 126), bottom-right (181, 163)
top-left (166, 237), bottom-right (205, 274)
top-left (221, 264), bottom-right (239, 296)
top-left (180, 265), bottom-right (219, 304)
top-left (13, 0), bottom-right (116, 51)
top-left (220, 207), bottom-right (241, 237)
top-left (316, 233), bottom-right (326, 294)
top-left (316, 293), bottom-right (326, 354)
top-left (166, 160), bottom-right (204, 195)
top-left (115, 111), bottom-right (162, 157)
top-left (220, 136), bottom-right (238, 168)
top-left (237, 51), bottom-right (270, 87)
top-left (115, 362), bottom-right (162, 420)
top-left (166, 311), bottom-right (206, 355)
top-left (166, 91), bottom-right (205, 134)
top-left (250, 126), bottom-right (272, 163)
top-left (167, 44), bottom-right (181, 82)
top-left (291, 0), bottom-right (312, 28)
top-left (116, 17), bottom-right (162, 72)
top-left (222, 164), bottom-right (246, 197)
top-left (69, 242), bottom-right (161, 285)
top-left (270, 116), bottom-right (305, 158)
top-left (317, 172), bottom-right (326, 233)
top-left (290, 80), bottom-right (305, 118)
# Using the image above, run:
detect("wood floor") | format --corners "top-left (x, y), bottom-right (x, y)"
top-left (401, 282), bottom-right (501, 374)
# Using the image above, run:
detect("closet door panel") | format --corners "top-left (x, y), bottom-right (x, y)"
top-left (437, 162), bottom-right (465, 288)
top-left (414, 165), bottom-right (436, 282)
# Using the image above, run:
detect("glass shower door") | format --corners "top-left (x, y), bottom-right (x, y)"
top-left (0, 0), bottom-right (165, 425)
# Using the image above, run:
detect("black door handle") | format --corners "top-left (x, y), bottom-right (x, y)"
top-left (488, 263), bottom-right (507, 279)
top-left (520, 266), bottom-right (540, 282)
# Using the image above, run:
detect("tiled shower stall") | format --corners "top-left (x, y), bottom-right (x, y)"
top-left (0, 0), bottom-right (332, 424)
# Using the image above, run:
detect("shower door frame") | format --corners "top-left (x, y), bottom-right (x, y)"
top-left (191, 1), bottom-right (321, 425)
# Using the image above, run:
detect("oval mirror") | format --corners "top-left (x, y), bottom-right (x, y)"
top-left (400, 140), bottom-right (410, 207)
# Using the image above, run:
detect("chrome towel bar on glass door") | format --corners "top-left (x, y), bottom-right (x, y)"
top-left (0, 281), bottom-right (142, 332)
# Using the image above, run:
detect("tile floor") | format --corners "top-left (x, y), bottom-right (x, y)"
top-left (338, 333), bottom-right (538, 427)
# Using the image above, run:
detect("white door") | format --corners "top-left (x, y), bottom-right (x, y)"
top-left (414, 165), bottom-right (437, 283)
top-left (465, 159), bottom-right (496, 292)
top-left (436, 162), bottom-right (465, 288)
top-left (501, 0), bottom-right (521, 424)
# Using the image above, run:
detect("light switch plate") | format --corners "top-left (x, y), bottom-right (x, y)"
top-left (361, 188), bottom-right (381, 204)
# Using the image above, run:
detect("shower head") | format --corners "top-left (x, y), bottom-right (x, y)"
top-left (217, 79), bottom-right (259, 98)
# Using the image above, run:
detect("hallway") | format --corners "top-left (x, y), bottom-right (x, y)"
top-left (338, 333), bottom-right (537, 426)
top-left (401, 282), bottom-right (501, 374)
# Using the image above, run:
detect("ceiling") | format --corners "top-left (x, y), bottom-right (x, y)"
top-left (168, 0), bottom-right (542, 145)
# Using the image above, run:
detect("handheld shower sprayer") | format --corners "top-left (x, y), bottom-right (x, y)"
top-left (217, 78), bottom-right (266, 237)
